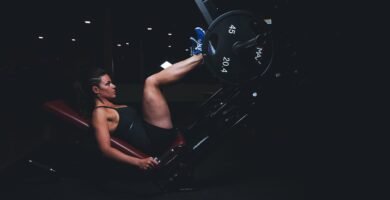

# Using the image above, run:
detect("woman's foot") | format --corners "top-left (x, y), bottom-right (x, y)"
top-left (190, 27), bottom-right (206, 56)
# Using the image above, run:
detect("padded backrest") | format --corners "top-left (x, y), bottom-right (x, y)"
top-left (43, 99), bottom-right (185, 159)
top-left (43, 99), bottom-right (90, 130)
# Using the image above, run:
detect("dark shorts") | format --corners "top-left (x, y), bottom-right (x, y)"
top-left (143, 121), bottom-right (178, 156)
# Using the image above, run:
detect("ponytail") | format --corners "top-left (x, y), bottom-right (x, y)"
top-left (72, 68), bottom-right (108, 118)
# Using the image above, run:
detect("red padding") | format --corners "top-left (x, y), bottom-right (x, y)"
top-left (43, 100), bottom-right (90, 130)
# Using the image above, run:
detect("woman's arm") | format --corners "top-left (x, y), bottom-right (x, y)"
top-left (91, 109), bottom-right (158, 170)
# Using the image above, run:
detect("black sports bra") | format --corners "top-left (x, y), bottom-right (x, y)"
top-left (94, 106), bottom-right (153, 154)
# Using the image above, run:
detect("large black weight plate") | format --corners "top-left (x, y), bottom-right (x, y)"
top-left (203, 10), bottom-right (273, 85)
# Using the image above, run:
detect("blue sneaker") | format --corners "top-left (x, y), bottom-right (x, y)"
top-left (190, 27), bottom-right (205, 55)
top-left (194, 27), bottom-right (205, 42)
top-left (189, 37), bottom-right (200, 56)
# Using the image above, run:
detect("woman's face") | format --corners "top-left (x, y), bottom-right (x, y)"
top-left (93, 74), bottom-right (117, 99)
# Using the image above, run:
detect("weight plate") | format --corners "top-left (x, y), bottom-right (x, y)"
top-left (203, 10), bottom-right (274, 85)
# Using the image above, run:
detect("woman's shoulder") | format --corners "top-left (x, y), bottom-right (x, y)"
top-left (93, 103), bottom-right (127, 109)
top-left (91, 104), bottom-right (123, 122)
top-left (115, 104), bottom-right (128, 109)
top-left (91, 107), bottom-right (108, 125)
top-left (92, 104), bottom-right (130, 115)
top-left (92, 106), bottom-right (108, 115)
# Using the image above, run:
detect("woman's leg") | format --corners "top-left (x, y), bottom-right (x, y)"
top-left (142, 54), bottom-right (203, 129)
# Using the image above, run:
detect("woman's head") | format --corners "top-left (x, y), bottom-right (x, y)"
top-left (73, 68), bottom-right (116, 116)
top-left (89, 70), bottom-right (117, 101)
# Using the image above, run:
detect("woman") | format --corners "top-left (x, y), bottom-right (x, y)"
top-left (80, 27), bottom-right (205, 171)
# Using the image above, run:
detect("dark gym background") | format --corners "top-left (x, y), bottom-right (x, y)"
top-left (0, 0), bottom-right (384, 199)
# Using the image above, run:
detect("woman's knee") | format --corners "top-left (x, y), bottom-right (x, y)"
top-left (143, 75), bottom-right (163, 100)
top-left (144, 74), bottom-right (160, 88)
